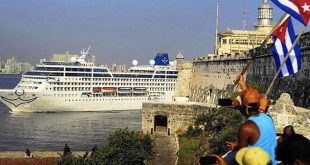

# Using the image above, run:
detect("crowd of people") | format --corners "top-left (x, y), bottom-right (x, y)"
top-left (200, 75), bottom-right (310, 165)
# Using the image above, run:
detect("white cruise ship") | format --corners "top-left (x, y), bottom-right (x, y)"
top-left (0, 49), bottom-right (178, 112)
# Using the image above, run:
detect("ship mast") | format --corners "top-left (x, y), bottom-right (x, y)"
top-left (242, 0), bottom-right (247, 30)
top-left (214, 0), bottom-right (219, 55)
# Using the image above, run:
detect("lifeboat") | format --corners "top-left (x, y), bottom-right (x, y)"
top-left (133, 87), bottom-right (146, 90)
top-left (118, 87), bottom-right (132, 93)
top-left (133, 87), bottom-right (147, 93)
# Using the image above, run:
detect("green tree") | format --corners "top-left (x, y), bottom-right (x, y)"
top-left (58, 128), bottom-right (153, 165)
top-left (96, 128), bottom-right (152, 165)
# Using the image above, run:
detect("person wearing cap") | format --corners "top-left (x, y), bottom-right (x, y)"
top-left (209, 147), bottom-right (271, 165)
top-left (226, 75), bottom-right (277, 165)
top-left (235, 147), bottom-right (272, 165)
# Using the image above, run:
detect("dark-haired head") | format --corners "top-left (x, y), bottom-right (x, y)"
top-left (283, 125), bottom-right (295, 137)
top-left (276, 134), bottom-right (310, 165)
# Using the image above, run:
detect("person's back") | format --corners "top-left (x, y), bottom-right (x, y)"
top-left (248, 113), bottom-right (277, 165)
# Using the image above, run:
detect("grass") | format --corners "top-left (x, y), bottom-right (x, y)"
top-left (177, 136), bottom-right (200, 165)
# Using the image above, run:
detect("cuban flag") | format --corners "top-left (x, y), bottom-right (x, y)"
top-left (271, 17), bottom-right (301, 77)
top-left (271, 0), bottom-right (310, 26)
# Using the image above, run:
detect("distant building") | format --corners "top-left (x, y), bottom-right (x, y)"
top-left (15, 62), bottom-right (32, 73)
top-left (6, 57), bottom-right (17, 65)
top-left (51, 51), bottom-right (96, 64)
top-left (0, 57), bottom-right (32, 74)
top-left (91, 55), bottom-right (96, 65)
top-left (111, 63), bottom-right (117, 72)
top-left (118, 64), bottom-right (127, 72)
top-left (2, 57), bottom-right (17, 73)
top-left (51, 51), bottom-right (77, 62)
top-left (215, 0), bottom-right (273, 57)
top-left (0, 60), bottom-right (5, 69)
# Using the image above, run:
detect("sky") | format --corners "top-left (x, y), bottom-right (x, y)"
top-left (0, 0), bottom-right (307, 66)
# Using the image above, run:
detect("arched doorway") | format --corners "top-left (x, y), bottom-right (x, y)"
top-left (154, 115), bottom-right (168, 132)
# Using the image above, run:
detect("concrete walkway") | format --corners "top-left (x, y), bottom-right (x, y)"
top-left (147, 126), bottom-right (177, 165)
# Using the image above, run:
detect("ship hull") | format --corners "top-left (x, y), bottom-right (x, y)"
top-left (0, 89), bottom-right (162, 112)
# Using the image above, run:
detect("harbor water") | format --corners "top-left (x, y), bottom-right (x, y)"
top-left (0, 74), bottom-right (142, 151)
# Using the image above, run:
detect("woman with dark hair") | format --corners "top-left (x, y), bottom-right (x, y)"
top-left (278, 125), bottom-right (296, 143)
top-left (276, 134), bottom-right (310, 165)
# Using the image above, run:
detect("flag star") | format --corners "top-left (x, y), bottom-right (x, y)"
top-left (301, 3), bottom-right (310, 12)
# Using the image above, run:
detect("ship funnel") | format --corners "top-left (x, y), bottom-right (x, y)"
top-left (154, 53), bottom-right (169, 66)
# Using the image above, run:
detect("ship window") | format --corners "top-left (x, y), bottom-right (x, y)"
top-left (94, 68), bottom-right (108, 72)
top-left (93, 74), bottom-right (112, 77)
top-left (155, 71), bottom-right (166, 74)
top-left (167, 71), bottom-right (178, 74)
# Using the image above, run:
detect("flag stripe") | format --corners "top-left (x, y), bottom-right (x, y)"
top-left (286, 25), bottom-right (297, 74)
top-left (287, 18), bottom-right (302, 71)
top-left (272, 39), bottom-right (285, 77)
top-left (287, 19), bottom-right (302, 70)
top-left (282, 37), bottom-right (294, 76)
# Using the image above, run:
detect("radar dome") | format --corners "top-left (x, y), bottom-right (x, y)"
top-left (70, 57), bottom-right (77, 61)
top-left (132, 60), bottom-right (138, 66)
top-left (149, 60), bottom-right (155, 66)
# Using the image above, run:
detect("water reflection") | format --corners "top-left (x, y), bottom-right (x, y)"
top-left (0, 110), bottom-right (142, 151)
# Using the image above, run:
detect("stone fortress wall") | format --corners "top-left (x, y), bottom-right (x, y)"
top-left (189, 58), bottom-right (248, 104)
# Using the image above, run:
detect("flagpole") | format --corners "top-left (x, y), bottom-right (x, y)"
top-left (235, 13), bottom-right (289, 84)
top-left (264, 26), bottom-right (306, 97)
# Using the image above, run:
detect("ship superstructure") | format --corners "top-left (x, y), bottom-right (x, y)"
top-left (0, 50), bottom-right (178, 112)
